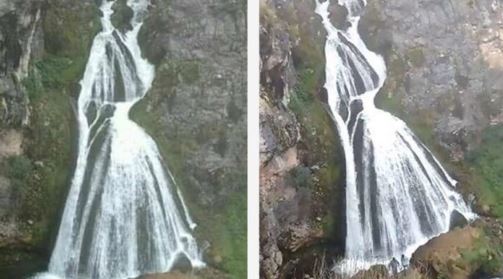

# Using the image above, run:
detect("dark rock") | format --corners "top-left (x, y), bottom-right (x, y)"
top-left (111, 0), bottom-right (133, 31)
top-left (171, 253), bottom-right (193, 273)
top-left (449, 210), bottom-right (469, 230)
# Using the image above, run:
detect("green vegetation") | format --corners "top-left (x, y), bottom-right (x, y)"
top-left (466, 125), bottom-right (503, 219)
top-left (288, 166), bottom-right (313, 188)
top-left (160, 59), bottom-right (202, 85)
top-left (2, 155), bottom-right (33, 210)
top-left (406, 47), bottom-right (426, 68)
top-left (22, 85), bottom-right (74, 245)
top-left (204, 193), bottom-right (247, 278)
top-left (461, 239), bottom-right (501, 276)
top-left (5, 155), bottom-right (33, 183)
top-left (23, 56), bottom-right (87, 100)
top-left (289, 67), bottom-right (339, 163)
top-left (457, 228), bottom-right (503, 277)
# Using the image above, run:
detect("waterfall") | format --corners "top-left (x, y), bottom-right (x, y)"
top-left (315, 0), bottom-right (475, 275)
top-left (35, 1), bottom-right (204, 278)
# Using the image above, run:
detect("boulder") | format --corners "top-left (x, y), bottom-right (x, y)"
top-left (449, 210), bottom-right (469, 230)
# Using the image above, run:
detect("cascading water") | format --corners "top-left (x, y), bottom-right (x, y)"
top-left (35, 1), bottom-right (204, 278)
top-left (315, 0), bottom-right (475, 275)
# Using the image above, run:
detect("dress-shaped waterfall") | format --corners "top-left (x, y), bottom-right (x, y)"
top-left (36, 1), bottom-right (204, 278)
top-left (315, 0), bottom-right (475, 275)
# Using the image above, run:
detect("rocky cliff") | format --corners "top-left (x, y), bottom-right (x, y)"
top-left (0, 0), bottom-right (98, 276)
top-left (260, 0), bottom-right (345, 278)
top-left (131, 0), bottom-right (247, 278)
top-left (0, 0), bottom-right (246, 278)
top-left (260, 0), bottom-right (503, 278)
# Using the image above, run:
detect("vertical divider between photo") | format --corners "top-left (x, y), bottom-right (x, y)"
top-left (247, 0), bottom-right (260, 278)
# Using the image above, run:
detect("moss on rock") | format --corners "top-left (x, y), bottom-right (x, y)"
top-left (43, 1), bottom-right (100, 59)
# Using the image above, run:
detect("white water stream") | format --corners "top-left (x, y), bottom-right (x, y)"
top-left (315, 0), bottom-right (474, 275)
top-left (35, 1), bottom-right (204, 278)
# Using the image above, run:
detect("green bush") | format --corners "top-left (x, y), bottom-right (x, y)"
top-left (288, 166), bottom-right (313, 188)
top-left (466, 125), bottom-right (503, 218)
top-left (6, 155), bottom-right (33, 181)
top-left (460, 232), bottom-right (502, 276)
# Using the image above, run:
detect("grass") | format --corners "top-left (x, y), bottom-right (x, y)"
top-left (5, 155), bottom-right (33, 182)
top-left (466, 125), bottom-right (503, 218)
top-left (202, 193), bottom-right (247, 278)
top-left (23, 56), bottom-right (87, 100)
top-left (456, 228), bottom-right (503, 277)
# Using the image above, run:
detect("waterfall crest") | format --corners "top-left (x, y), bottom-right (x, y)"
top-left (36, 1), bottom-right (204, 278)
top-left (315, 0), bottom-right (474, 274)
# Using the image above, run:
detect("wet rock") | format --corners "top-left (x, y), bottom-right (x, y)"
top-left (170, 254), bottom-right (192, 274)
top-left (111, 0), bottom-right (133, 31)
top-left (449, 210), bottom-right (469, 230)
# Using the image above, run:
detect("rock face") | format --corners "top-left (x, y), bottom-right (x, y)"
top-left (260, 0), bottom-right (345, 278)
top-left (0, 0), bottom-right (43, 127)
top-left (131, 0), bottom-right (247, 277)
top-left (360, 0), bottom-right (503, 160)
top-left (137, 0), bottom-right (246, 208)
top-left (0, 0), bottom-right (99, 276)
